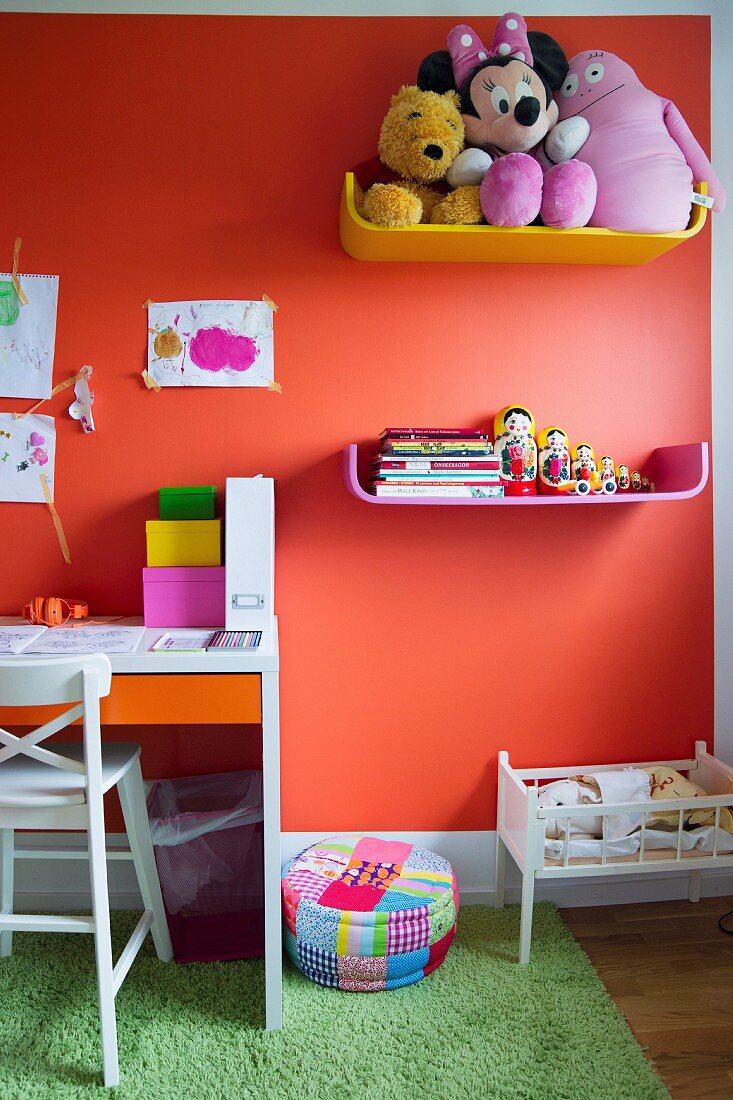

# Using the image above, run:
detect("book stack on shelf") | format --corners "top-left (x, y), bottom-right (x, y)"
top-left (372, 428), bottom-right (503, 498)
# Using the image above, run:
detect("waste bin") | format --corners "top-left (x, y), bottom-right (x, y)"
top-left (146, 770), bottom-right (264, 963)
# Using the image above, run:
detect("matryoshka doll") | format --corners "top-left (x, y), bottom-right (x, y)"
top-left (571, 442), bottom-right (596, 486)
top-left (616, 463), bottom-right (631, 491)
top-left (537, 426), bottom-right (571, 495)
top-left (493, 405), bottom-right (537, 496)
top-left (631, 470), bottom-right (642, 491)
top-left (598, 455), bottom-right (616, 489)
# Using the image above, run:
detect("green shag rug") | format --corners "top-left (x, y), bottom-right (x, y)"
top-left (0, 904), bottom-right (668, 1099)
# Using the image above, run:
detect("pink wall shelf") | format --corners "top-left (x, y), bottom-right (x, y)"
top-left (342, 442), bottom-right (709, 506)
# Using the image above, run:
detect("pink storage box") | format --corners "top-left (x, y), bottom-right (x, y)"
top-left (143, 566), bottom-right (225, 627)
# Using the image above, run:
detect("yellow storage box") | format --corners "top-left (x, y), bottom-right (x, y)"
top-left (146, 519), bottom-right (222, 567)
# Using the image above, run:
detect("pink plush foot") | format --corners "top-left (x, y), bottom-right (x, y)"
top-left (479, 153), bottom-right (543, 227)
top-left (541, 160), bottom-right (597, 229)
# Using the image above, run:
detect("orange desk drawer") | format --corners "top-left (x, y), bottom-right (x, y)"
top-left (1, 674), bottom-right (261, 726)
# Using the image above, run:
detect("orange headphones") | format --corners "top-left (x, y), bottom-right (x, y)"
top-left (23, 597), bottom-right (89, 628)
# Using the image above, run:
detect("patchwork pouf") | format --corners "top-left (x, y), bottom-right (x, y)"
top-left (282, 834), bottom-right (459, 991)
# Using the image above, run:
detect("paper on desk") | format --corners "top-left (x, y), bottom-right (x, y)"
top-left (152, 631), bottom-right (214, 652)
top-left (23, 626), bottom-right (146, 655)
top-left (0, 625), bottom-right (47, 653)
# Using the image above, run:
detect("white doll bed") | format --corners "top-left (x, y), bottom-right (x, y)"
top-left (495, 740), bottom-right (733, 963)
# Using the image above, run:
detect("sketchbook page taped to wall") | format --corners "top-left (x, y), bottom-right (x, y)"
top-left (23, 625), bottom-right (146, 655)
top-left (0, 413), bottom-right (56, 503)
top-left (147, 300), bottom-right (274, 388)
top-left (0, 274), bottom-right (59, 399)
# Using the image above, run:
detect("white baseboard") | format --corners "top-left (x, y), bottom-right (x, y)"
top-left (8, 830), bottom-right (733, 911)
top-left (282, 831), bottom-right (733, 907)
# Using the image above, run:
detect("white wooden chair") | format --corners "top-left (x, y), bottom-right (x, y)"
top-left (0, 655), bottom-right (173, 1088)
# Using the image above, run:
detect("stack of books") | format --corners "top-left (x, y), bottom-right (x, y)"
top-left (372, 428), bottom-right (503, 498)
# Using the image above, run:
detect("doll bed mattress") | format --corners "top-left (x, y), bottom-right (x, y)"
top-left (545, 824), bottom-right (733, 865)
top-left (281, 834), bottom-right (458, 991)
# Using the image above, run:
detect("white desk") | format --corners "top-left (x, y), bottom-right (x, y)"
top-left (0, 616), bottom-right (282, 1030)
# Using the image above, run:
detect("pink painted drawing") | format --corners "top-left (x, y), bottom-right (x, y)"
top-left (188, 326), bottom-right (259, 374)
top-left (147, 300), bottom-right (274, 388)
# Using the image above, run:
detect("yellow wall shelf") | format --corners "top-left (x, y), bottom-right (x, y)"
top-left (340, 174), bottom-right (709, 266)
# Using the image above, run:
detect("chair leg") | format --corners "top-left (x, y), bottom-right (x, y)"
top-left (1, 829), bottom-right (13, 957)
top-left (518, 871), bottom-right (535, 965)
top-left (117, 759), bottom-right (173, 963)
top-left (87, 807), bottom-right (119, 1088)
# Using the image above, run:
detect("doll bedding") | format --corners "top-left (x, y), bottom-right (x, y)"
top-left (545, 825), bottom-right (733, 863)
top-left (538, 767), bottom-right (733, 861)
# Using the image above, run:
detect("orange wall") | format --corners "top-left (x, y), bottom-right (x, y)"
top-left (0, 14), bottom-right (712, 832)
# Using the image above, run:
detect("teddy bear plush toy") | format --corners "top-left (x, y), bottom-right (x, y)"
top-left (419, 13), bottom-right (597, 229)
top-left (351, 85), bottom-right (483, 227)
top-left (542, 49), bottom-right (726, 232)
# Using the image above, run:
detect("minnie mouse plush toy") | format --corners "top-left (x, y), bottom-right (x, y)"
top-left (421, 13), bottom-right (597, 228)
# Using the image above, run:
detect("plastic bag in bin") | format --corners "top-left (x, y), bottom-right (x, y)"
top-left (146, 771), bottom-right (263, 916)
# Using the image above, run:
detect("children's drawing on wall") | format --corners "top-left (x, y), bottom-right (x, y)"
top-left (0, 274), bottom-right (59, 399)
top-left (146, 300), bottom-right (275, 388)
top-left (0, 412), bottom-right (56, 502)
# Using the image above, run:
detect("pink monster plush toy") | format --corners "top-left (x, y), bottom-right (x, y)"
top-left (548, 50), bottom-right (726, 232)
top-left (442, 13), bottom-right (597, 228)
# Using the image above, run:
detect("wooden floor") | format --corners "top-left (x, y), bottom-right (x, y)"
top-left (562, 896), bottom-right (733, 1099)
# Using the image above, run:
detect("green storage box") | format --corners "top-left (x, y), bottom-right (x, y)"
top-left (159, 485), bottom-right (217, 520)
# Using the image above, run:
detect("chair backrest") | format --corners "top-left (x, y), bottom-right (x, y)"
top-left (0, 655), bottom-right (112, 781)
top-left (0, 654), bottom-right (112, 707)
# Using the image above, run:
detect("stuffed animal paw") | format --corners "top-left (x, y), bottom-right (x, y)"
top-left (446, 148), bottom-right (493, 188)
top-left (544, 117), bottom-right (590, 164)
top-left (431, 185), bottom-right (483, 224)
top-left (480, 154), bottom-right (544, 227)
top-left (540, 160), bottom-right (597, 228)
top-left (361, 183), bottom-right (423, 227)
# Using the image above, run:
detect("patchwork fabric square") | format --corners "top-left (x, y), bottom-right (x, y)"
top-left (428, 896), bottom-right (457, 945)
top-left (352, 837), bottom-right (412, 865)
top-left (319, 880), bottom-right (383, 912)
top-left (386, 945), bottom-right (430, 981)
top-left (298, 941), bottom-right (338, 977)
top-left (402, 845), bottom-right (453, 876)
top-left (425, 926), bottom-right (456, 976)
top-left (336, 911), bottom-right (387, 958)
top-left (386, 970), bottom-right (425, 990)
top-left (394, 873), bottom-right (452, 902)
top-left (290, 842), bottom-right (354, 885)
top-left (337, 954), bottom-right (387, 992)
top-left (282, 835), bottom-right (458, 993)
top-left (373, 890), bottom-right (431, 913)
top-left (286, 869), bottom-right (330, 904)
top-left (341, 859), bottom-right (402, 891)
top-left (295, 896), bottom-right (340, 952)
top-left (386, 906), bottom-right (430, 955)
top-left (281, 885), bottom-right (299, 936)
top-left (283, 926), bottom-right (298, 962)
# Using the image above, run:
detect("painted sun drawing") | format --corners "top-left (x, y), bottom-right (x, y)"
top-left (147, 300), bottom-right (274, 388)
